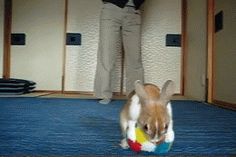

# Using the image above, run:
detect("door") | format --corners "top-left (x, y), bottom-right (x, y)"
top-left (208, 0), bottom-right (236, 109)
top-left (10, 0), bottom-right (65, 90)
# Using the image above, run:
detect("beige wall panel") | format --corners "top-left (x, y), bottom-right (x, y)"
top-left (11, 0), bottom-right (65, 90)
top-left (142, 0), bottom-right (181, 93)
top-left (65, 0), bottom-right (122, 92)
top-left (215, 0), bottom-right (236, 103)
top-left (0, 0), bottom-right (3, 77)
top-left (65, 0), bottom-right (182, 93)
top-left (185, 0), bottom-right (207, 101)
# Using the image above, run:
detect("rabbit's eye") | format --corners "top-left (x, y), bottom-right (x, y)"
top-left (165, 124), bottom-right (169, 130)
top-left (144, 124), bottom-right (148, 131)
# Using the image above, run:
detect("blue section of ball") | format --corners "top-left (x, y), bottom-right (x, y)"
top-left (153, 142), bottom-right (173, 154)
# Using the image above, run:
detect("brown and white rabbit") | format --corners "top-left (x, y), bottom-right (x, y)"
top-left (119, 80), bottom-right (175, 149)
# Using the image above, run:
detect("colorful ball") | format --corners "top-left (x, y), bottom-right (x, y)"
top-left (127, 127), bottom-right (173, 154)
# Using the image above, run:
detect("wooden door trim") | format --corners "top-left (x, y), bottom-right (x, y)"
top-left (62, 0), bottom-right (68, 93)
top-left (3, 0), bottom-right (12, 79)
top-left (181, 0), bottom-right (187, 96)
top-left (207, 0), bottom-right (215, 103)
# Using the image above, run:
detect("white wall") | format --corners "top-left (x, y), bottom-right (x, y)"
top-left (65, 0), bottom-right (121, 92)
top-left (142, 0), bottom-right (181, 93)
top-left (9, 0), bottom-right (182, 92)
top-left (65, 0), bottom-right (123, 92)
top-left (65, 0), bottom-right (182, 93)
top-left (215, 0), bottom-right (236, 103)
top-left (11, 0), bottom-right (65, 90)
top-left (0, 0), bottom-right (4, 77)
top-left (185, 0), bottom-right (207, 101)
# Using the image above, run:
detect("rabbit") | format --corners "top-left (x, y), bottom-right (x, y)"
top-left (119, 80), bottom-right (175, 149)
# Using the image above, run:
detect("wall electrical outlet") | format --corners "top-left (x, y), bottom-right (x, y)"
top-left (66, 33), bottom-right (81, 45)
top-left (215, 11), bottom-right (223, 32)
top-left (11, 33), bottom-right (26, 45)
top-left (166, 34), bottom-right (181, 47)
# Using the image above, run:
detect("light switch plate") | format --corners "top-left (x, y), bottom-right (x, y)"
top-left (11, 33), bottom-right (26, 45)
top-left (66, 33), bottom-right (81, 45)
top-left (166, 34), bottom-right (181, 47)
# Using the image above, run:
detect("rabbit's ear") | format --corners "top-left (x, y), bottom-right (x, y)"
top-left (134, 80), bottom-right (148, 104)
top-left (160, 80), bottom-right (175, 105)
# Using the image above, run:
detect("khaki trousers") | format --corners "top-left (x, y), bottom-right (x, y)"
top-left (94, 3), bottom-right (144, 99)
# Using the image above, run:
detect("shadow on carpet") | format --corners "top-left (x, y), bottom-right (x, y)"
top-left (0, 98), bottom-right (235, 156)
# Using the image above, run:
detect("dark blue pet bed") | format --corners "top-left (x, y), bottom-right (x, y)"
top-left (0, 78), bottom-right (36, 94)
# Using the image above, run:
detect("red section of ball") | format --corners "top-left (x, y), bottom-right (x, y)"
top-left (127, 139), bottom-right (142, 153)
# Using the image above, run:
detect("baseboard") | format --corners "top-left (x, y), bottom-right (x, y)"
top-left (213, 99), bottom-right (236, 111)
top-left (33, 90), bottom-right (127, 99)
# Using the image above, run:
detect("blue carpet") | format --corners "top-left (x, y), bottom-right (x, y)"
top-left (0, 98), bottom-right (235, 156)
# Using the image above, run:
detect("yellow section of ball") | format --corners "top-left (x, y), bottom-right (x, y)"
top-left (135, 127), bottom-right (149, 143)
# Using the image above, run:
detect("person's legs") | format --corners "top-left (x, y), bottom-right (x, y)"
top-left (94, 3), bottom-right (122, 103)
top-left (122, 8), bottom-right (144, 95)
